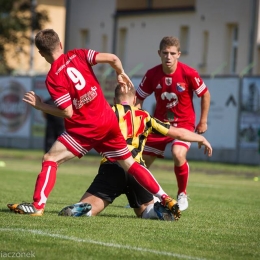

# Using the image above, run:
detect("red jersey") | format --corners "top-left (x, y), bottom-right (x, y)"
top-left (46, 49), bottom-right (116, 140)
top-left (136, 62), bottom-right (208, 129)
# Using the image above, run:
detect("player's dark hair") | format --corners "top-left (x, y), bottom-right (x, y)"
top-left (159, 36), bottom-right (180, 51)
top-left (35, 29), bottom-right (60, 54)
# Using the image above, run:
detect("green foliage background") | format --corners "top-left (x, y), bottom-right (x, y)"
top-left (0, 0), bottom-right (49, 74)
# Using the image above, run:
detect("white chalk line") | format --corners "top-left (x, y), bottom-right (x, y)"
top-left (0, 228), bottom-right (207, 260)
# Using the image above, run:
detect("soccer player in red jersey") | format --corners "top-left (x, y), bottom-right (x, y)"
top-left (7, 29), bottom-right (181, 219)
top-left (58, 85), bottom-right (212, 220)
top-left (136, 36), bottom-right (211, 211)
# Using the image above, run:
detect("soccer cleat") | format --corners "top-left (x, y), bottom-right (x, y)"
top-left (161, 196), bottom-right (181, 220)
top-left (58, 202), bottom-right (92, 217)
top-left (177, 192), bottom-right (188, 211)
top-left (7, 203), bottom-right (19, 212)
top-left (7, 203), bottom-right (44, 216)
top-left (154, 202), bottom-right (174, 221)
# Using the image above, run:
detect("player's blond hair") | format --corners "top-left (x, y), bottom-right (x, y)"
top-left (114, 84), bottom-right (135, 102)
top-left (35, 29), bottom-right (60, 55)
top-left (159, 36), bottom-right (181, 52)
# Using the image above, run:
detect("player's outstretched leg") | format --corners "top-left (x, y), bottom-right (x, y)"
top-left (126, 161), bottom-right (181, 220)
top-left (7, 161), bottom-right (58, 216)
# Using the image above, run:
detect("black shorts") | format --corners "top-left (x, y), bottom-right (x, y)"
top-left (87, 162), bottom-right (153, 208)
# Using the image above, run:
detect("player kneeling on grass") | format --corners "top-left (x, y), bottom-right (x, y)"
top-left (8, 29), bottom-right (186, 220)
top-left (58, 85), bottom-right (212, 220)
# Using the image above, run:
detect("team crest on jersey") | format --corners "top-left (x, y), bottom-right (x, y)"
top-left (165, 77), bottom-right (172, 86)
top-left (176, 82), bottom-right (186, 92)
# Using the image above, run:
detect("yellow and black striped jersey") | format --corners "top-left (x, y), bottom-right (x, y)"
top-left (101, 104), bottom-right (170, 166)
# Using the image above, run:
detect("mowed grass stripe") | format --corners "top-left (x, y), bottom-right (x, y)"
top-left (0, 149), bottom-right (260, 260)
top-left (0, 228), bottom-right (207, 260)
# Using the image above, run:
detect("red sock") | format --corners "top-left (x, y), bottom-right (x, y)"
top-left (32, 161), bottom-right (57, 209)
top-left (128, 162), bottom-right (160, 194)
top-left (174, 161), bottom-right (189, 194)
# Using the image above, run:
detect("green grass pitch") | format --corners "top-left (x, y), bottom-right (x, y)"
top-left (0, 148), bottom-right (259, 260)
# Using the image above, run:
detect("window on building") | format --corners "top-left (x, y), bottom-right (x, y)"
top-left (202, 31), bottom-right (209, 66)
top-left (101, 34), bottom-right (108, 53)
top-left (227, 24), bottom-right (239, 74)
top-left (180, 26), bottom-right (189, 54)
top-left (98, 34), bottom-right (108, 73)
top-left (80, 29), bottom-right (90, 48)
top-left (118, 28), bottom-right (128, 66)
top-left (198, 31), bottom-right (209, 73)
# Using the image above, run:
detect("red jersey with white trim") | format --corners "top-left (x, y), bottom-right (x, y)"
top-left (136, 62), bottom-right (208, 129)
top-left (46, 49), bottom-right (115, 139)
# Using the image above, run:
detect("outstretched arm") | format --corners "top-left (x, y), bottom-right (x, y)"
top-left (23, 91), bottom-right (73, 118)
top-left (167, 127), bottom-right (212, 156)
top-left (195, 90), bottom-right (210, 134)
top-left (95, 53), bottom-right (134, 91)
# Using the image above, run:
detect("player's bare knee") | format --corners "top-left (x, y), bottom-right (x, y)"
top-left (172, 152), bottom-right (186, 164)
top-left (42, 152), bottom-right (55, 162)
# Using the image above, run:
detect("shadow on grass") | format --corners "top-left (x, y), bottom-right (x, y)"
top-left (1, 207), bottom-right (137, 219)
top-left (1, 208), bottom-right (13, 213)
top-left (98, 213), bottom-right (136, 219)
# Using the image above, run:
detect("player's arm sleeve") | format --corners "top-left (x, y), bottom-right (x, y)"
top-left (188, 70), bottom-right (208, 97)
top-left (136, 72), bottom-right (153, 101)
top-left (150, 117), bottom-right (170, 136)
top-left (79, 49), bottom-right (99, 66)
top-left (46, 80), bottom-right (72, 110)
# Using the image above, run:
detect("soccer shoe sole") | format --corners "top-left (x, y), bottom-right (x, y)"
top-left (7, 203), bottom-right (19, 212)
top-left (7, 203), bottom-right (44, 216)
top-left (58, 203), bottom-right (92, 217)
top-left (154, 202), bottom-right (174, 221)
top-left (14, 208), bottom-right (44, 216)
top-left (164, 199), bottom-right (181, 221)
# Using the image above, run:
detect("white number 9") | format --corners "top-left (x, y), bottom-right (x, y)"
top-left (67, 67), bottom-right (86, 90)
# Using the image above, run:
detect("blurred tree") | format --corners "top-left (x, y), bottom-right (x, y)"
top-left (0, 0), bottom-right (49, 74)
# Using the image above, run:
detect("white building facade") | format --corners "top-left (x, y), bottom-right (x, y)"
top-left (65, 0), bottom-right (260, 77)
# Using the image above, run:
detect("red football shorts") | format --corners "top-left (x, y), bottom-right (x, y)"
top-left (143, 132), bottom-right (191, 158)
top-left (58, 124), bottom-right (131, 162)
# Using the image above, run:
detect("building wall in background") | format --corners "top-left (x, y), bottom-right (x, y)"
top-left (65, 0), bottom-right (259, 77)
top-left (2, 0), bottom-right (260, 165)
top-left (5, 0), bottom-right (259, 77)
